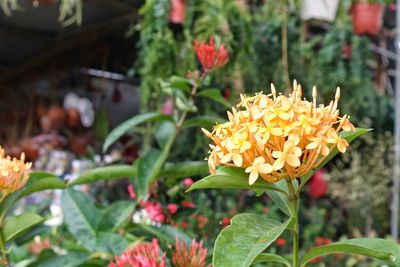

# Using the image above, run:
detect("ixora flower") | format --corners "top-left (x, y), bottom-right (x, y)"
top-left (194, 37), bottom-right (229, 72)
top-left (202, 81), bottom-right (355, 185)
top-left (172, 238), bottom-right (208, 267)
top-left (0, 146), bottom-right (32, 196)
top-left (109, 239), bottom-right (166, 267)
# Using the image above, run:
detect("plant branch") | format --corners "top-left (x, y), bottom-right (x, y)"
top-left (286, 178), bottom-right (299, 267)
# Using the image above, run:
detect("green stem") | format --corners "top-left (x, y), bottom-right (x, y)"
top-left (286, 179), bottom-right (299, 267)
top-left (0, 233), bottom-right (10, 267)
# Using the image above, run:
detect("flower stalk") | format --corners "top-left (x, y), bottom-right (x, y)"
top-left (287, 179), bottom-right (299, 267)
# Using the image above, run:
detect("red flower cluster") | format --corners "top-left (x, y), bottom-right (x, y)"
top-left (172, 238), bottom-right (208, 267)
top-left (109, 239), bottom-right (166, 267)
top-left (309, 237), bottom-right (332, 263)
top-left (141, 201), bottom-right (165, 223)
top-left (194, 37), bottom-right (229, 72)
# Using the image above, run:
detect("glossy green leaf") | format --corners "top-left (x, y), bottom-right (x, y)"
top-left (198, 89), bottom-right (232, 108)
top-left (61, 189), bottom-right (101, 251)
top-left (155, 121), bottom-right (177, 150)
top-left (96, 232), bottom-right (129, 255)
top-left (98, 201), bottom-right (135, 231)
top-left (266, 180), bottom-right (292, 216)
top-left (301, 128), bottom-right (370, 185)
top-left (68, 165), bottom-right (137, 186)
top-left (301, 238), bottom-right (400, 267)
top-left (181, 115), bottom-right (226, 129)
top-left (161, 161), bottom-right (209, 179)
top-left (103, 112), bottom-right (174, 152)
top-left (213, 213), bottom-right (292, 267)
top-left (169, 75), bottom-right (191, 92)
top-left (3, 212), bottom-right (44, 242)
top-left (252, 253), bottom-right (291, 267)
top-left (137, 149), bottom-right (163, 197)
top-left (33, 252), bottom-right (90, 267)
top-left (187, 166), bottom-right (286, 195)
top-left (138, 224), bottom-right (192, 244)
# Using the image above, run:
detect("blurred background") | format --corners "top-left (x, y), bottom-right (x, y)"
top-left (0, 0), bottom-right (398, 266)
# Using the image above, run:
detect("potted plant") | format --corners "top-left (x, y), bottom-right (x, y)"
top-left (169, 0), bottom-right (186, 24)
top-left (351, 1), bottom-right (385, 36)
top-left (300, 0), bottom-right (340, 23)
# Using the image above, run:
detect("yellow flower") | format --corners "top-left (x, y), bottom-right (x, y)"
top-left (202, 81), bottom-right (355, 184)
top-left (0, 146), bottom-right (32, 196)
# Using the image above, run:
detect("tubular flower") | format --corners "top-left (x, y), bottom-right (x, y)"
top-left (0, 146), bottom-right (31, 196)
top-left (194, 37), bottom-right (228, 72)
top-left (172, 238), bottom-right (208, 267)
top-left (109, 239), bottom-right (166, 267)
top-left (202, 81), bottom-right (355, 185)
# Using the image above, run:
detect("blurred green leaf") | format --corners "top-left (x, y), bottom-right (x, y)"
top-left (213, 213), bottom-right (292, 267)
top-left (161, 161), bottom-right (209, 179)
top-left (3, 212), bottom-right (44, 242)
top-left (198, 89), bottom-right (232, 108)
top-left (98, 201), bottom-right (135, 232)
top-left (96, 232), bottom-right (129, 256)
top-left (182, 115), bottom-right (226, 129)
top-left (300, 238), bottom-right (400, 267)
top-left (31, 252), bottom-right (90, 267)
top-left (103, 112), bottom-right (174, 152)
top-left (252, 253), bottom-right (291, 266)
top-left (137, 149), bottom-right (163, 197)
top-left (155, 121), bottom-right (177, 150)
top-left (69, 165), bottom-right (137, 186)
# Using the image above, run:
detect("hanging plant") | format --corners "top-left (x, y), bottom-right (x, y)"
top-left (351, 1), bottom-right (384, 36)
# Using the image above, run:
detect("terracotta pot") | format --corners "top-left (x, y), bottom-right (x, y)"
top-left (66, 108), bottom-right (81, 128)
top-left (351, 3), bottom-right (384, 36)
top-left (48, 106), bottom-right (65, 130)
top-left (169, 0), bottom-right (186, 24)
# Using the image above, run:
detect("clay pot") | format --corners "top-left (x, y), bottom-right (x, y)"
top-left (21, 140), bottom-right (39, 162)
top-left (351, 3), bottom-right (384, 36)
top-left (48, 106), bottom-right (65, 130)
top-left (169, 0), bottom-right (186, 24)
top-left (66, 108), bottom-right (81, 128)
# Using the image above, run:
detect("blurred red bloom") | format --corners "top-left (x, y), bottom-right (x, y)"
top-left (141, 201), bottom-right (165, 223)
top-left (127, 184), bottom-right (136, 200)
top-left (109, 239), bottom-right (166, 267)
top-left (181, 200), bottom-right (196, 208)
top-left (196, 215), bottom-right (208, 229)
top-left (194, 37), bottom-right (229, 72)
top-left (183, 178), bottom-right (194, 187)
top-left (181, 221), bottom-right (189, 228)
top-left (315, 236), bottom-right (332, 246)
top-left (172, 238), bottom-right (208, 267)
top-left (221, 217), bottom-right (231, 226)
top-left (276, 238), bottom-right (286, 247)
top-left (308, 169), bottom-right (328, 199)
top-left (167, 203), bottom-right (179, 215)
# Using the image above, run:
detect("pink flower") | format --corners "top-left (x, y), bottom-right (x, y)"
top-left (162, 98), bottom-right (173, 115)
top-left (109, 239), bottom-right (166, 267)
top-left (183, 178), bottom-right (194, 187)
top-left (172, 238), bottom-right (208, 267)
top-left (194, 37), bottom-right (229, 72)
top-left (181, 200), bottom-right (196, 208)
top-left (127, 184), bottom-right (136, 200)
top-left (308, 169), bottom-right (328, 199)
top-left (141, 201), bottom-right (165, 223)
top-left (167, 203), bottom-right (179, 215)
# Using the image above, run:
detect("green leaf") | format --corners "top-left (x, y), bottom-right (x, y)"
top-left (181, 115), bottom-right (226, 129)
top-left (68, 165), bottom-right (137, 186)
top-left (103, 112), bottom-right (174, 152)
top-left (266, 180), bottom-right (292, 216)
top-left (155, 121), bottom-right (177, 150)
top-left (0, 172), bottom-right (66, 220)
top-left (300, 238), bottom-right (400, 267)
top-left (98, 201), bottom-right (135, 231)
top-left (169, 75), bottom-right (191, 92)
top-left (96, 232), bottom-right (129, 255)
top-left (61, 189), bottom-right (101, 251)
top-left (213, 213), bottom-right (292, 267)
top-left (161, 161), bottom-right (209, 179)
top-left (252, 253), bottom-right (291, 267)
top-left (187, 166), bottom-right (286, 195)
top-left (137, 149), bottom-right (163, 197)
top-left (33, 252), bottom-right (90, 267)
top-left (301, 128), bottom-right (370, 185)
top-left (198, 89), bottom-right (232, 108)
top-left (3, 212), bottom-right (44, 242)
top-left (138, 224), bottom-right (192, 244)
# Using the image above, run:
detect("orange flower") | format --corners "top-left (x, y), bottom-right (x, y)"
top-left (194, 37), bottom-right (229, 72)
top-left (202, 81), bottom-right (355, 185)
top-left (0, 146), bottom-right (31, 196)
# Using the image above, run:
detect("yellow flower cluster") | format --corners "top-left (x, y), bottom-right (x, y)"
top-left (0, 146), bottom-right (31, 196)
top-left (202, 81), bottom-right (355, 185)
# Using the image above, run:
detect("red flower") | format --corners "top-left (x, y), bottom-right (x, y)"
top-left (109, 239), bottom-right (166, 267)
top-left (196, 215), bottom-right (208, 229)
top-left (180, 221), bottom-right (189, 229)
top-left (194, 37), bottom-right (229, 72)
top-left (181, 200), bottom-right (196, 208)
top-left (183, 178), bottom-right (194, 187)
top-left (172, 238), bottom-right (208, 267)
top-left (276, 238), bottom-right (286, 247)
top-left (167, 203), bottom-right (179, 215)
top-left (315, 236), bottom-right (332, 246)
top-left (127, 184), bottom-right (136, 200)
top-left (221, 217), bottom-right (231, 226)
top-left (308, 169), bottom-right (328, 199)
top-left (141, 201), bottom-right (165, 223)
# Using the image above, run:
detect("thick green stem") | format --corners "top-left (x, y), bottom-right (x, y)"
top-left (287, 179), bottom-right (299, 267)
